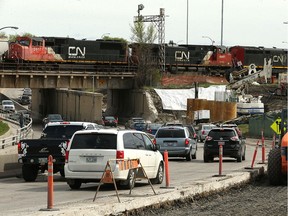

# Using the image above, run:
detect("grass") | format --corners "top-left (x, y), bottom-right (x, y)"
top-left (0, 121), bottom-right (9, 136)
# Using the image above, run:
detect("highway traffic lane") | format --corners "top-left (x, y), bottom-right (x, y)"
top-left (0, 139), bottom-right (270, 215)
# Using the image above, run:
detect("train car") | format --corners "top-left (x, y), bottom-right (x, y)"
top-left (4, 36), bottom-right (129, 65)
top-left (229, 46), bottom-right (288, 73)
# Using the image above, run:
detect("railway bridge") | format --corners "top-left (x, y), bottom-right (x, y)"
top-left (0, 66), bottom-right (148, 124)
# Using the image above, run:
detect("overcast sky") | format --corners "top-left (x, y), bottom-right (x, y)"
top-left (1, 0), bottom-right (287, 48)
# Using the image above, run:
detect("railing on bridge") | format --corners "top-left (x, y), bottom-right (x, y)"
top-left (0, 111), bottom-right (33, 149)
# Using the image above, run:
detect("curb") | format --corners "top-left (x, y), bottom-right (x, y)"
top-left (32, 166), bottom-right (265, 216)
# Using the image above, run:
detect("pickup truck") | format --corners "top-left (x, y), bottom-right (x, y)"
top-left (18, 121), bottom-right (101, 182)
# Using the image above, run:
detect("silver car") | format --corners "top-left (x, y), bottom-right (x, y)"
top-left (153, 126), bottom-right (197, 161)
top-left (196, 124), bottom-right (216, 142)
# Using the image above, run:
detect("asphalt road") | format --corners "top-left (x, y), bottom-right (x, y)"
top-left (0, 137), bottom-right (272, 215)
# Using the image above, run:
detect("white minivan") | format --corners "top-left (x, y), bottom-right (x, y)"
top-left (64, 129), bottom-right (164, 189)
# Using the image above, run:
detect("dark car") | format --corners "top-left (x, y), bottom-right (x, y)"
top-left (102, 116), bottom-right (118, 127)
top-left (146, 123), bottom-right (162, 135)
top-left (18, 95), bottom-right (31, 105)
top-left (133, 122), bottom-right (147, 131)
top-left (154, 126), bottom-right (197, 161)
top-left (43, 114), bottom-right (63, 126)
top-left (203, 127), bottom-right (246, 163)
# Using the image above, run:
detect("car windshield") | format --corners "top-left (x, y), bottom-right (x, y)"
top-left (3, 101), bottom-right (13, 105)
top-left (42, 125), bottom-right (83, 138)
top-left (132, 118), bottom-right (145, 123)
top-left (48, 114), bottom-right (62, 121)
top-left (105, 116), bottom-right (115, 120)
top-left (203, 125), bottom-right (215, 130)
top-left (148, 124), bottom-right (162, 129)
top-left (156, 129), bottom-right (185, 138)
top-left (208, 130), bottom-right (236, 140)
top-left (134, 123), bottom-right (146, 127)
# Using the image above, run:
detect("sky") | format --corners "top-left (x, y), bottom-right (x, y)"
top-left (0, 0), bottom-right (288, 48)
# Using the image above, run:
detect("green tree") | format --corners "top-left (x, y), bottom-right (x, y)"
top-left (9, 33), bottom-right (34, 42)
top-left (130, 21), bottom-right (160, 87)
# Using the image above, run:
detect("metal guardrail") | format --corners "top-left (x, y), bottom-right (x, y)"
top-left (0, 111), bottom-right (33, 149)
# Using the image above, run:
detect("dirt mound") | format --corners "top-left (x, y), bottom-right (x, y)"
top-left (161, 75), bottom-right (228, 86)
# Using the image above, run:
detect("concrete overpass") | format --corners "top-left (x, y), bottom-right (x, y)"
top-left (0, 69), bottom-right (136, 89)
top-left (0, 68), bottom-right (151, 123)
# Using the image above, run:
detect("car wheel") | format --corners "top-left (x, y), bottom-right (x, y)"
top-left (121, 169), bottom-right (136, 189)
top-left (192, 150), bottom-right (197, 159)
top-left (185, 150), bottom-right (192, 161)
top-left (22, 164), bottom-right (38, 182)
top-left (150, 162), bottom-right (164, 184)
top-left (60, 169), bottom-right (65, 177)
top-left (242, 147), bottom-right (246, 161)
top-left (236, 151), bottom-right (243, 162)
top-left (67, 179), bottom-right (82, 189)
top-left (203, 154), bottom-right (209, 162)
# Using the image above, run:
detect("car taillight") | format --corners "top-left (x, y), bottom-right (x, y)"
top-left (230, 136), bottom-right (239, 141)
top-left (193, 134), bottom-right (197, 139)
top-left (65, 150), bottom-right (69, 163)
top-left (202, 130), bottom-right (205, 135)
top-left (206, 136), bottom-right (212, 141)
top-left (116, 150), bottom-right (124, 159)
top-left (17, 142), bottom-right (21, 153)
top-left (153, 139), bottom-right (156, 145)
top-left (185, 138), bottom-right (189, 145)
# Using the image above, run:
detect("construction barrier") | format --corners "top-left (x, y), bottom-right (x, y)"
top-left (164, 150), bottom-right (170, 187)
top-left (47, 155), bottom-right (54, 209)
top-left (261, 129), bottom-right (266, 163)
top-left (245, 140), bottom-right (260, 169)
top-left (93, 158), bottom-right (156, 203)
top-left (212, 141), bottom-right (226, 177)
top-left (272, 133), bottom-right (276, 149)
top-left (160, 150), bottom-right (174, 189)
top-left (40, 155), bottom-right (58, 212)
top-left (218, 141), bottom-right (224, 176)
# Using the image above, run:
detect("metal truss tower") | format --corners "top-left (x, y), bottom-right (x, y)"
top-left (134, 6), bottom-right (166, 72)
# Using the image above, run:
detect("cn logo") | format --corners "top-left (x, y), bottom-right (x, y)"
top-left (68, 46), bottom-right (86, 58)
top-left (175, 51), bottom-right (190, 61)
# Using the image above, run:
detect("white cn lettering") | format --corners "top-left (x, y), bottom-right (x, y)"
top-left (272, 55), bottom-right (285, 65)
top-left (175, 51), bottom-right (190, 61)
top-left (68, 46), bottom-right (86, 56)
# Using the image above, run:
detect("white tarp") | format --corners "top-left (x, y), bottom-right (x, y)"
top-left (154, 85), bottom-right (227, 111)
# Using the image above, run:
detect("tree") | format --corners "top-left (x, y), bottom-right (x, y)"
top-left (130, 21), bottom-right (160, 87)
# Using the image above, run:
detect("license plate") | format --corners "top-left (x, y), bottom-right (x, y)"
top-left (86, 156), bottom-right (97, 163)
top-left (39, 158), bottom-right (47, 164)
top-left (165, 142), bottom-right (175, 146)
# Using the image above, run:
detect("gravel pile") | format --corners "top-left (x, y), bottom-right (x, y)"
top-left (118, 175), bottom-right (287, 216)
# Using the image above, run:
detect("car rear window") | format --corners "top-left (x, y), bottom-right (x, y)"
top-left (208, 130), bottom-right (236, 140)
top-left (43, 125), bottom-right (84, 138)
top-left (70, 133), bottom-right (117, 149)
top-left (156, 129), bottom-right (185, 138)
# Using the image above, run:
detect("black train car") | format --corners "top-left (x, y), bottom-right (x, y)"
top-left (165, 44), bottom-right (212, 66)
top-left (143, 43), bottom-right (213, 72)
top-left (43, 37), bottom-right (128, 64)
top-left (229, 46), bottom-right (288, 72)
